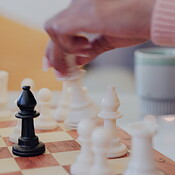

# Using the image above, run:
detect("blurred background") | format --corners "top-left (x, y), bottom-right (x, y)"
top-left (0, 0), bottom-right (154, 91)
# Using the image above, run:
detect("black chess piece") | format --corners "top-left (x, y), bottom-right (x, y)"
top-left (12, 86), bottom-right (45, 157)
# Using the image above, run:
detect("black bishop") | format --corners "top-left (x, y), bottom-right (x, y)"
top-left (12, 86), bottom-right (45, 157)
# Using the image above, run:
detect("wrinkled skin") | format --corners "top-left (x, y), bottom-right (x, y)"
top-left (44, 0), bottom-right (156, 75)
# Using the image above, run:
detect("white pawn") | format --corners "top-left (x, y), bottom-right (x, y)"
top-left (70, 118), bottom-right (96, 175)
top-left (89, 127), bottom-right (115, 175)
top-left (124, 118), bottom-right (163, 175)
top-left (35, 88), bottom-right (58, 130)
top-left (0, 71), bottom-right (11, 119)
top-left (53, 81), bottom-right (71, 122)
top-left (21, 78), bottom-right (35, 90)
top-left (9, 78), bottom-right (35, 143)
top-left (98, 86), bottom-right (127, 158)
top-left (9, 99), bottom-right (21, 143)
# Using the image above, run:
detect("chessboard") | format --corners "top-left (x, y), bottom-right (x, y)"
top-left (0, 115), bottom-right (175, 175)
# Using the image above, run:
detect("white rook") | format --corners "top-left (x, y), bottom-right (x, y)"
top-left (124, 120), bottom-right (163, 175)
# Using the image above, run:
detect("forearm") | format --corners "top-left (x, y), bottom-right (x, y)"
top-left (151, 0), bottom-right (175, 46)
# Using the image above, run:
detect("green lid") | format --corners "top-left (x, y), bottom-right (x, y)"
top-left (135, 47), bottom-right (175, 65)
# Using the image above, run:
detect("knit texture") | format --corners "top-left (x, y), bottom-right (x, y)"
top-left (151, 0), bottom-right (175, 46)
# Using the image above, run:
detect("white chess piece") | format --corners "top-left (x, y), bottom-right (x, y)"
top-left (98, 86), bottom-right (127, 158)
top-left (9, 119), bottom-right (21, 143)
top-left (21, 78), bottom-right (35, 90)
top-left (35, 88), bottom-right (58, 130)
top-left (53, 81), bottom-right (71, 122)
top-left (64, 72), bottom-right (99, 130)
top-left (70, 118), bottom-right (96, 175)
top-left (124, 119), bottom-right (163, 175)
top-left (9, 78), bottom-right (35, 143)
top-left (89, 127), bottom-right (115, 175)
top-left (0, 71), bottom-right (11, 119)
top-left (56, 54), bottom-right (99, 130)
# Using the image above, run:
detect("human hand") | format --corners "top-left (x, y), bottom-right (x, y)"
top-left (44, 0), bottom-right (156, 75)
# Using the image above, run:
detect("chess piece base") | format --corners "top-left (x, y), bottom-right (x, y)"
top-left (9, 133), bottom-right (19, 144)
top-left (108, 143), bottom-right (127, 158)
top-left (90, 167), bottom-right (115, 175)
top-left (71, 162), bottom-right (91, 175)
top-left (35, 120), bottom-right (58, 130)
top-left (64, 104), bottom-right (98, 130)
top-left (124, 169), bottom-right (164, 175)
top-left (53, 107), bottom-right (68, 122)
top-left (12, 142), bottom-right (45, 157)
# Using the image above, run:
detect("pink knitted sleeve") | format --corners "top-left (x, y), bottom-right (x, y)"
top-left (151, 0), bottom-right (175, 46)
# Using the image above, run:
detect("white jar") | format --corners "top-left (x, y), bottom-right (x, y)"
top-left (135, 47), bottom-right (175, 116)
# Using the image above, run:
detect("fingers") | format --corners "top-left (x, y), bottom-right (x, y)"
top-left (45, 40), bottom-right (68, 75)
top-left (75, 35), bottom-right (148, 66)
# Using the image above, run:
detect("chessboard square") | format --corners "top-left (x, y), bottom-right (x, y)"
top-left (22, 166), bottom-right (69, 175)
top-left (0, 137), bottom-right (6, 146)
top-left (0, 158), bottom-right (20, 173)
top-left (15, 154), bottom-right (59, 170)
top-left (46, 140), bottom-right (80, 153)
top-left (58, 123), bottom-right (69, 131)
top-left (0, 120), bottom-right (16, 128)
top-left (0, 172), bottom-right (22, 175)
top-left (3, 137), bottom-right (14, 146)
top-left (53, 150), bottom-right (79, 166)
top-left (0, 147), bottom-right (13, 158)
top-left (67, 130), bottom-right (78, 139)
top-left (108, 157), bottom-right (129, 174)
top-left (37, 131), bottom-right (72, 143)
top-left (63, 165), bottom-right (70, 174)
top-left (0, 127), bottom-right (13, 137)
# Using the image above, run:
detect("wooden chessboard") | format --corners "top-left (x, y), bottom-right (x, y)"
top-left (0, 116), bottom-right (175, 175)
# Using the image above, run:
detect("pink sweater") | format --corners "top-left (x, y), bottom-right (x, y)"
top-left (151, 0), bottom-right (175, 46)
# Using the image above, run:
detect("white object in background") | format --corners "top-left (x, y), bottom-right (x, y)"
top-left (0, 71), bottom-right (11, 119)
top-left (124, 119), bottom-right (163, 175)
top-left (63, 70), bottom-right (99, 130)
top-left (98, 86), bottom-right (127, 158)
top-left (10, 78), bottom-right (35, 143)
top-left (89, 127), bottom-right (115, 175)
top-left (135, 47), bottom-right (175, 116)
top-left (70, 118), bottom-right (96, 175)
top-left (53, 81), bottom-right (71, 122)
top-left (35, 88), bottom-right (58, 130)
